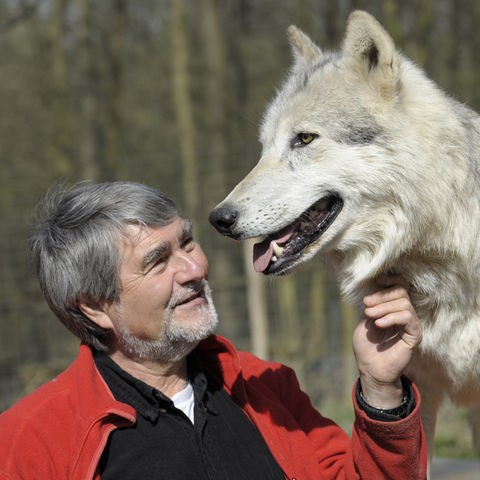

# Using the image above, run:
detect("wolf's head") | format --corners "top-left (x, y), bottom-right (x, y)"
top-left (209, 11), bottom-right (466, 299)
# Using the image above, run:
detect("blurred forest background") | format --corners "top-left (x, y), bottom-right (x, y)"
top-left (1, 0), bottom-right (480, 458)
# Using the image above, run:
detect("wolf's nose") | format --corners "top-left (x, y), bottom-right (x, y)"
top-left (209, 205), bottom-right (238, 235)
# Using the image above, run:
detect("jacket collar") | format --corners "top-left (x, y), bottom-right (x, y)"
top-left (71, 344), bottom-right (137, 423)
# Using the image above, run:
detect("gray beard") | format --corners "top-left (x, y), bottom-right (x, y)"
top-left (116, 280), bottom-right (218, 363)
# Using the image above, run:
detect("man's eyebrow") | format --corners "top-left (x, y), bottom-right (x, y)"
top-left (141, 220), bottom-right (193, 270)
top-left (180, 219), bottom-right (193, 242)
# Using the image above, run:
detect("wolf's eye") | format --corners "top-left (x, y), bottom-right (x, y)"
top-left (292, 132), bottom-right (318, 148)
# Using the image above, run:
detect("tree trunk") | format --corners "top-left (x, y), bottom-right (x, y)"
top-left (243, 239), bottom-right (269, 358)
top-left (77, 0), bottom-right (100, 180)
top-left (48, 0), bottom-right (71, 177)
top-left (104, 0), bottom-right (126, 178)
top-left (170, 0), bottom-right (198, 220)
top-left (341, 299), bottom-right (358, 402)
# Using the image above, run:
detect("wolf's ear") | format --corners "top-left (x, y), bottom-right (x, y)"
top-left (342, 10), bottom-right (399, 98)
top-left (287, 25), bottom-right (323, 70)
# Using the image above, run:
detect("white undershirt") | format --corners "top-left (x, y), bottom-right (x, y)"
top-left (171, 382), bottom-right (195, 424)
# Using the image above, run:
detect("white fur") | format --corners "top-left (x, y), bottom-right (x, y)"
top-left (211, 10), bottom-right (480, 462)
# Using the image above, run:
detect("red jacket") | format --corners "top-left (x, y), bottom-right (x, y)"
top-left (0, 335), bottom-right (427, 479)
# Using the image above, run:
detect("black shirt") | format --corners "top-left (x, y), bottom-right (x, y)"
top-left (94, 351), bottom-right (285, 480)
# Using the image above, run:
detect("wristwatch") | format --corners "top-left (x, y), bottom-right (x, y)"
top-left (356, 376), bottom-right (415, 422)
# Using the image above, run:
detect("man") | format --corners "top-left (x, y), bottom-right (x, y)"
top-left (0, 181), bottom-right (426, 479)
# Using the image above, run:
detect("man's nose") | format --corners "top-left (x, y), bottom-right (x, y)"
top-left (173, 251), bottom-right (206, 284)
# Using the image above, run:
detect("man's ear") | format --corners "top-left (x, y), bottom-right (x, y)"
top-left (79, 300), bottom-right (114, 330)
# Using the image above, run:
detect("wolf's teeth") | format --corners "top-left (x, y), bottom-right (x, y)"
top-left (272, 241), bottom-right (284, 257)
top-left (271, 255), bottom-right (278, 262)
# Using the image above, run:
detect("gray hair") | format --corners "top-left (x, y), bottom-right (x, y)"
top-left (30, 181), bottom-right (179, 351)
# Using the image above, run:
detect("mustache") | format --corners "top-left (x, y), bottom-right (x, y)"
top-left (168, 280), bottom-right (209, 308)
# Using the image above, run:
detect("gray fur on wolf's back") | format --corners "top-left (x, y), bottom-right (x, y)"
top-left (209, 10), bottom-right (480, 463)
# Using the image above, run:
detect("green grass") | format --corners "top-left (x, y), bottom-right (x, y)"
top-left (434, 400), bottom-right (477, 459)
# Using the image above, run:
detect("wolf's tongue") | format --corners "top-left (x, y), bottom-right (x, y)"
top-left (253, 229), bottom-right (295, 273)
top-left (253, 240), bottom-right (274, 273)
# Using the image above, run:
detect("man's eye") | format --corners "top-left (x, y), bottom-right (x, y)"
top-left (147, 255), bottom-right (168, 272)
top-left (152, 257), bottom-right (167, 270)
top-left (292, 132), bottom-right (318, 148)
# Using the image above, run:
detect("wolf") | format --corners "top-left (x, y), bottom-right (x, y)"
top-left (209, 10), bottom-right (480, 461)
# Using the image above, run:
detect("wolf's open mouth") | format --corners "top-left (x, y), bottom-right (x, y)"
top-left (253, 194), bottom-right (343, 274)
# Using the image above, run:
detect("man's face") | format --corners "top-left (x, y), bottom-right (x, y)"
top-left (104, 217), bottom-right (218, 362)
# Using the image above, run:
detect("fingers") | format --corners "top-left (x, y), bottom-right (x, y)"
top-left (370, 307), bottom-right (413, 329)
top-left (362, 282), bottom-right (422, 348)
top-left (364, 295), bottom-right (413, 327)
top-left (363, 283), bottom-right (410, 312)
